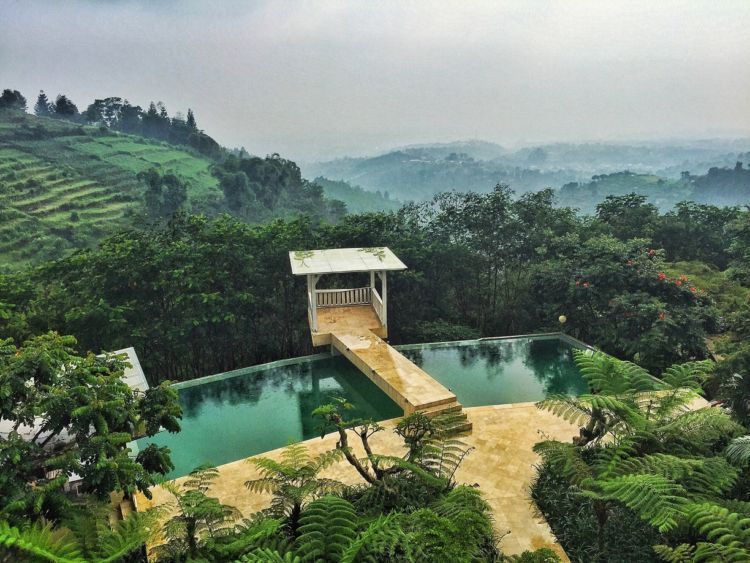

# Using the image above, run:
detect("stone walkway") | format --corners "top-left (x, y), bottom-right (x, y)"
top-left (137, 402), bottom-right (583, 560)
top-left (331, 330), bottom-right (457, 413)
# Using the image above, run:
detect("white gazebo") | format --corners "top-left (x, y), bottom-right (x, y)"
top-left (289, 247), bottom-right (407, 345)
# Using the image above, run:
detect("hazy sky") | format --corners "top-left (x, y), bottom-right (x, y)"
top-left (2, 0), bottom-right (749, 161)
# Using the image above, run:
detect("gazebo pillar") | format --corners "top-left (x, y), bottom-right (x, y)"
top-left (307, 274), bottom-right (319, 331)
top-left (379, 270), bottom-right (387, 328)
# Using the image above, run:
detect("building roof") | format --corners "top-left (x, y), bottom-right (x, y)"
top-left (114, 347), bottom-right (149, 392)
top-left (289, 247), bottom-right (407, 275)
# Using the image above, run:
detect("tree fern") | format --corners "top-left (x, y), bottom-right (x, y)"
top-left (573, 349), bottom-right (656, 395)
top-left (419, 435), bottom-right (473, 484)
top-left (339, 515), bottom-right (413, 563)
top-left (654, 502), bottom-right (750, 562)
top-left (431, 485), bottom-right (491, 521)
top-left (239, 547), bottom-right (302, 562)
top-left (245, 443), bottom-right (345, 525)
top-left (615, 454), bottom-right (738, 498)
top-left (658, 408), bottom-right (744, 455)
top-left (533, 441), bottom-right (591, 486)
top-left (591, 473), bottom-right (689, 532)
top-left (295, 495), bottom-right (358, 562)
top-left (536, 394), bottom-right (595, 428)
top-left (0, 508), bottom-right (158, 563)
top-left (0, 520), bottom-right (83, 563)
top-left (726, 435), bottom-right (750, 466)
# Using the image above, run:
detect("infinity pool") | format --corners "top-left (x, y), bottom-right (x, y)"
top-left (400, 335), bottom-right (589, 406)
top-left (136, 334), bottom-right (588, 477)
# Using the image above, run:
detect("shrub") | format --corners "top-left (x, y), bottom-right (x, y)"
top-left (531, 461), bottom-right (663, 562)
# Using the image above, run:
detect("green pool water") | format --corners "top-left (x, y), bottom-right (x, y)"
top-left (136, 335), bottom-right (588, 478)
top-left (399, 335), bottom-right (589, 406)
top-left (135, 355), bottom-right (402, 478)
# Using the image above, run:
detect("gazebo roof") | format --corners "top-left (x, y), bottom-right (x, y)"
top-left (289, 247), bottom-right (407, 275)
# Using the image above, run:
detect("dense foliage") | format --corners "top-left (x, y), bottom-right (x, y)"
top-left (148, 409), bottom-right (508, 562)
top-left (0, 332), bottom-right (181, 524)
top-left (3, 186), bottom-right (748, 382)
top-left (531, 350), bottom-right (750, 562)
top-left (0, 109), bottom-right (345, 268)
top-left (32, 90), bottom-right (224, 160)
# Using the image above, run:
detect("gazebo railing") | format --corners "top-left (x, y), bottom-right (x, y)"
top-left (316, 287), bottom-right (372, 308)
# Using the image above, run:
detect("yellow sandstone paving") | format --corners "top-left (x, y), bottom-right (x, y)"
top-left (137, 403), bottom-right (584, 560)
top-left (331, 330), bottom-right (456, 412)
top-left (316, 305), bottom-right (384, 335)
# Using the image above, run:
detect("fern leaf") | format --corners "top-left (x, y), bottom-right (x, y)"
top-left (726, 436), bottom-right (750, 466)
top-left (239, 547), bottom-right (302, 562)
top-left (0, 520), bottom-right (84, 563)
top-left (296, 496), bottom-right (357, 562)
top-left (533, 440), bottom-right (591, 486)
top-left (596, 474), bottom-right (689, 532)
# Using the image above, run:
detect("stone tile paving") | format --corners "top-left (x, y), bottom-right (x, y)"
top-left (138, 403), bottom-right (585, 560)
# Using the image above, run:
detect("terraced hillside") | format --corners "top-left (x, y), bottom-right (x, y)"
top-left (0, 111), bottom-right (220, 269)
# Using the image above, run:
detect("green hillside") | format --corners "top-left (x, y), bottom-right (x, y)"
top-left (556, 171), bottom-right (692, 214)
top-left (0, 110), bottom-right (219, 268)
top-left (315, 176), bottom-right (403, 212)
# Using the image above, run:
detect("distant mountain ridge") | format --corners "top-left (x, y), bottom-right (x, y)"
top-left (304, 139), bottom-right (749, 202)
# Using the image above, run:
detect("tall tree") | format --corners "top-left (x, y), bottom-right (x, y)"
top-left (0, 89), bottom-right (26, 111)
top-left (186, 108), bottom-right (197, 129)
top-left (34, 90), bottom-right (52, 116)
top-left (53, 94), bottom-right (79, 119)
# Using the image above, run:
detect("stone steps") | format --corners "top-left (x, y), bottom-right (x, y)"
top-left (417, 400), bottom-right (473, 435)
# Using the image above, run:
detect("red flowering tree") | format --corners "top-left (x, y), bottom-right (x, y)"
top-left (530, 235), bottom-right (716, 372)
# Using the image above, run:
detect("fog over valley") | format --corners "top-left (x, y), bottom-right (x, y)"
top-left (2, 0), bottom-right (749, 162)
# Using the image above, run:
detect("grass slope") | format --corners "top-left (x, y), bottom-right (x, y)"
top-left (0, 111), bottom-right (219, 269)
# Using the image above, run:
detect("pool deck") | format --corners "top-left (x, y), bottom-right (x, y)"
top-left (137, 402), bottom-right (576, 559)
top-left (137, 396), bottom-right (712, 559)
top-left (312, 305), bottom-right (387, 346)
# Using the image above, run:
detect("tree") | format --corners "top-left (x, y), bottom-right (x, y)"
top-left (596, 193), bottom-right (659, 241)
top-left (34, 91), bottom-right (52, 116)
top-left (83, 97), bottom-right (124, 126)
top-left (137, 168), bottom-right (188, 219)
top-left (653, 503), bottom-right (750, 562)
top-left (537, 349), bottom-right (735, 447)
top-left (0, 332), bottom-right (181, 523)
top-left (186, 108), bottom-right (197, 129)
top-left (244, 443), bottom-right (345, 534)
top-left (116, 100), bottom-right (142, 134)
top-left (529, 236), bottom-right (715, 372)
top-left (156, 465), bottom-right (241, 560)
top-left (53, 95), bottom-right (79, 119)
top-left (0, 506), bottom-right (159, 563)
top-left (312, 400), bottom-right (472, 514)
top-left (533, 350), bottom-right (744, 557)
top-left (0, 89), bottom-right (27, 111)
